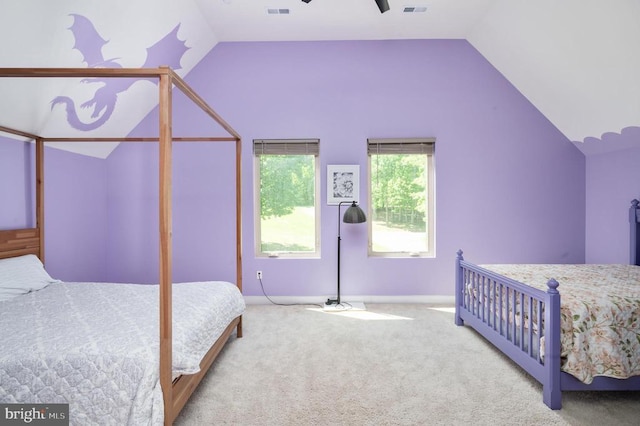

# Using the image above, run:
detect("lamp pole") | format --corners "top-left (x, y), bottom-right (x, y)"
top-left (325, 201), bottom-right (366, 309)
top-left (336, 201), bottom-right (350, 304)
top-left (327, 201), bottom-right (364, 306)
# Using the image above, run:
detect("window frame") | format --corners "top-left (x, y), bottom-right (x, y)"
top-left (253, 139), bottom-right (321, 258)
top-left (367, 138), bottom-right (436, 258)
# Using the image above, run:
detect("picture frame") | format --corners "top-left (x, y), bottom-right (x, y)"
top-left (327, 164), bottom-right (359, 205)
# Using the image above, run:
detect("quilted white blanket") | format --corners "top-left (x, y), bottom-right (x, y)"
top-left (0, 280), bottom-right (245, 425)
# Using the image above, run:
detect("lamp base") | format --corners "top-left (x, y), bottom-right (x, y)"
top-left (323, 301), bottom-right (366, 312)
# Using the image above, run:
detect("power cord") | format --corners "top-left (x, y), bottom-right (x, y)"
top-left (258, 276), bottom-right (323, 308)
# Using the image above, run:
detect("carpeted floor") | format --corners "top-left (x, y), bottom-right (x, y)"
top-left (174, 304), bottom-right (640, 426)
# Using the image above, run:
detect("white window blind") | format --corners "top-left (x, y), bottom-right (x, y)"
top-left (367, 138), bottom-right (435, 155)
top-left (253, 139), bottom-right (319, 155)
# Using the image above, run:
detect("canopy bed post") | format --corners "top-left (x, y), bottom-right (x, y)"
top-left (35, 138), bottom-right (44, 263)
top-left (158, 69), bottom-right (174, 425)
top-left (630, 199), bottom-right (639, 266)
top-left (236, 138), bottom-right (243, 338)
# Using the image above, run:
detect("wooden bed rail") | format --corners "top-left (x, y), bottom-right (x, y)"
top-left (169, 316), bottom-right (240, 423)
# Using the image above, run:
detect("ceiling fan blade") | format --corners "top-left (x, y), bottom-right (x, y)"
top-left (375, 0), bottom-right (390, 13)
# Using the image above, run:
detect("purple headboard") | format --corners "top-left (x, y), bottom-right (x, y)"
top-left (631, 199), bottom-right (640, 266)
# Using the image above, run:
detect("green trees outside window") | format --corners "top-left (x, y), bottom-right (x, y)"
top-left (257, 154), bottom-right (317, 254)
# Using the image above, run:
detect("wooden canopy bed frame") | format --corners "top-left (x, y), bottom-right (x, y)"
top-left (455, 200), bottom-right (640, 409)
top-left (0, 66), bottom-right (243, 425)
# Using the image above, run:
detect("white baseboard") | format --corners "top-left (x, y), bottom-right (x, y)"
top-left (243, 295), bottom-right (454, 305)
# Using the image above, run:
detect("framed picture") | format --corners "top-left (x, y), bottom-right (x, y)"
top-left (327, 165), bottom-right (359, 205)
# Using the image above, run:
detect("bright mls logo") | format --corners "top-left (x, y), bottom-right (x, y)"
top-left (1, 404), bottom-right (68, 425)
top-left (51, 14), bottom-right (190, 131)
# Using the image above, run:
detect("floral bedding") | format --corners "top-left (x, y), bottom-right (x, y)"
top-left (480, 264), bottom-right (640, 384)
top-left (0, 280), bottom-right (245, 425)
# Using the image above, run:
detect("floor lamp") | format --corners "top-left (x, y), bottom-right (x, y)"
top-left (325, 201), bottom-right (367, 310)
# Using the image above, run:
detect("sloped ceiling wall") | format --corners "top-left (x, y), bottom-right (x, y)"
top-left (0, 0), bottom-right (219, 158)
top-left (468, 1), bottom-right (640, 155)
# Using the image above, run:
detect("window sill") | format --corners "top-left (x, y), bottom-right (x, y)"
top-left (256, 252), bottom-right (321, 259)
top-left (368, 252), bottom-right (435, 259)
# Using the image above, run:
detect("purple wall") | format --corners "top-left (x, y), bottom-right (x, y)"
top-left (104, 39), bottom-right (586, 297)
top-left (43, 148), bottom-right (108, 281)
top-left (105, 141), bottom-right (237, 284)
top-left (0, 138), bottom-right (33, 228)
top-left (0, 139), bottom-right (107, 281)
top-left (584, 132), bottom-right (640, 263)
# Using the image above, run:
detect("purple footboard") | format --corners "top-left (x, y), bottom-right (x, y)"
top-left (454, 250), bottom-right (640, 409)
top-left (454, 250), bottom-right (562, 408)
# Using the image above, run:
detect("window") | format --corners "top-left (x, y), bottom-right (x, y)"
top-left (254, 139), bottom-right (320, 257)
top-left (368, 138), bottom-right (435, 257)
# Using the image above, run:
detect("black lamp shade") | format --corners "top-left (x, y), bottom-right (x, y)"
top-left (343, 201), bottom-right (367, 224)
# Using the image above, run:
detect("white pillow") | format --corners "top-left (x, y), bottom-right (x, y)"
top-left (0, 254), bottom-right (61, 302)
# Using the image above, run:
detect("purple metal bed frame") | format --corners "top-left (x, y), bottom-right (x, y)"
top-left (454, 199), bottom-right (640, 409)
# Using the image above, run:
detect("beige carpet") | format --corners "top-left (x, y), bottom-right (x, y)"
top-left (175, 304), bottom-right (640, 426)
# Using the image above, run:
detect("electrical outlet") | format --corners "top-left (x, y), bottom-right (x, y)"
top-left (256, 271), bottom-right (263, 280)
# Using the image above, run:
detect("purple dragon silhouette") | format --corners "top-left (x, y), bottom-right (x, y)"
top-left (52, 14), bottom-right (190, 131)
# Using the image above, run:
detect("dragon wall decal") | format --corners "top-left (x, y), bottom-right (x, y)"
top-left (51, 14), bottom-right (190, 131)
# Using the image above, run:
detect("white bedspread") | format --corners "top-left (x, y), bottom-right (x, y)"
top-left (0, 280), bottom-right (245, 425)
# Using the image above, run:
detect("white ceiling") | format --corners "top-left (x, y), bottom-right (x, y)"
top-left (194, 0), bottom-right (496, 41)
top-left (1, 0), bottom-right (638, 157)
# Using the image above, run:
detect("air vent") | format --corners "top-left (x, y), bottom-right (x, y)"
top-left (267, 8), bottom-right (290, 15)
top-left (403, 6), bottom-right (427, 13)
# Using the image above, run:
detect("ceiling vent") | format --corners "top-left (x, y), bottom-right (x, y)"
top-left (267, 8), bottom-right (290, 15)
top-left (403, 6), bottom-right (428, 13)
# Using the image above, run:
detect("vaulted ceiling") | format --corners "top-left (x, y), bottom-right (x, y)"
top-left (1, 0), bottom-right (638, 158)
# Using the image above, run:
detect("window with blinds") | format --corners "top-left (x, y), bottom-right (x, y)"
top-left (253, 139), bottom-right (320, 257)
top-left (367, 138), bottom-right (435, 257)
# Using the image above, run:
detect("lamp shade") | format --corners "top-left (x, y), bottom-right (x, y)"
top-left (343, 201), bottom-right (367, 224)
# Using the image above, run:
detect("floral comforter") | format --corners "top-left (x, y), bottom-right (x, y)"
top-left (480, 264), bottom-right (640, 384)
